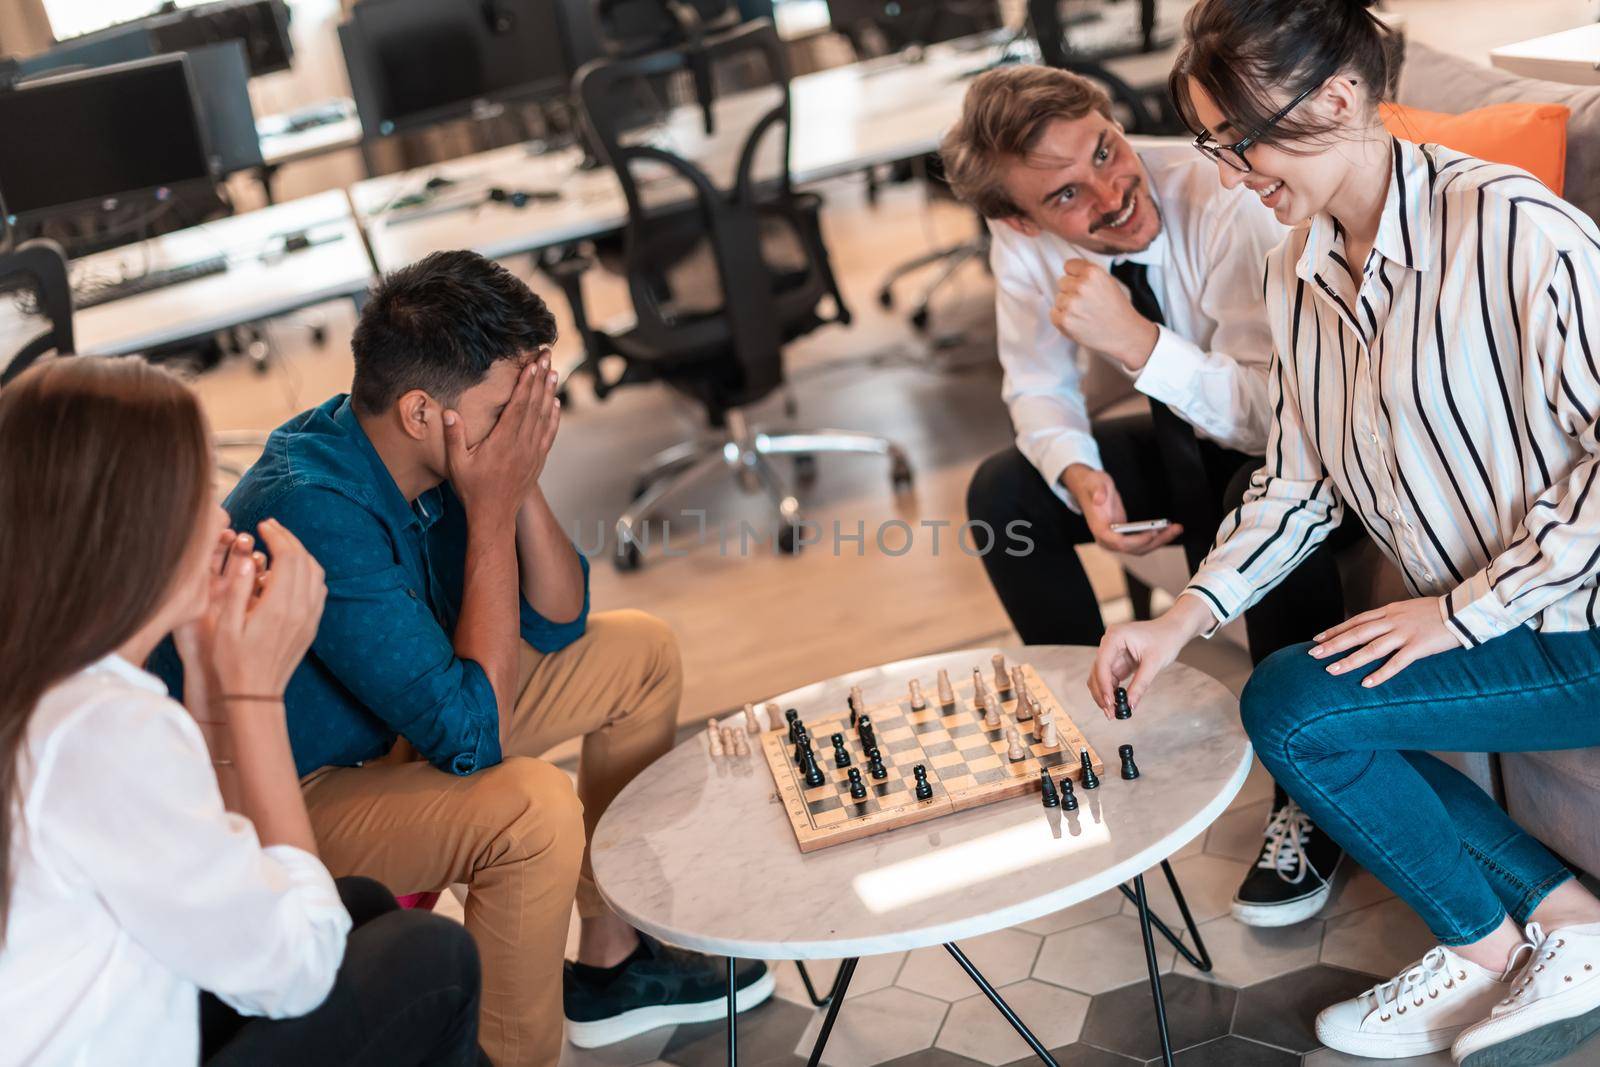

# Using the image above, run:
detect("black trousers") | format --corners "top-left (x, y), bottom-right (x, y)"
top-left (200, 877), bottom-right (489, 1067)
top-left (966, 413), bottom-right (1362, 667)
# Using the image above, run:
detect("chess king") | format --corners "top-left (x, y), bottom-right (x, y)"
top-left (942, 66), bottom-right (1362, 927)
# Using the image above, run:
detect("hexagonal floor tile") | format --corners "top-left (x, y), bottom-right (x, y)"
top-left (662, 996), bottom-right (812, 1067)
top-left (933, 980), bottom-right (1091, 1065)
top-left (1078, 972), bottom-right (1237, 1061)
top-left (1232, 964), bottom-right (1382, 1054)
top-left (899, 929), bottom-right (1042, 1002)
top-left (773, 955), bottom-right (904, 1007)
top-left (1035, 915), bottom-right (1177, 995)
top-left (1202, 800), bottom-right (1271, 863)
top-left (1018, 892), bottom-right (1122, 936)
top-left (1322, 865), bottom-right (1396, 919)
top-left (1173, 914), bottom-right (1324, 986)
top-left (1320, 898), bottom-right (1434, 978)
top-left (1171, 1035), bottom-right (1299, 1065)
top-left (793, 986), bottom-right (947, 1067)
top-left (1119, 854), bottom-right (1249, 926)
top-left (561, 1025), bottom-right (673, 1067)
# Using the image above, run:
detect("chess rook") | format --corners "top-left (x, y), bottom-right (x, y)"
top-left (992, 653), bottom-right (1011, 694)
top-left (908, 678), bottom-right (927, 710)
top-left (1079, 748), bottom-right (1101, 790)
top-left (1114, 687), bottom-right (1132, 720)
top-left (1119, 744), bottom-right (1140, 780)
top-left (936, 669), bottom-right (955, 707)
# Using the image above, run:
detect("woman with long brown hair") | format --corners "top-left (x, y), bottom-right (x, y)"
top-left (0, 356), bottom-right (486, 1066)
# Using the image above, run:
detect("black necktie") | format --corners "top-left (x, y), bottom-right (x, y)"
top-left (1109, 259), bottom-right (1216, 571)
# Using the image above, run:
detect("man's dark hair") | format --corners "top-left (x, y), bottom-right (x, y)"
top-left (350, 249), bottom-right (558, 414)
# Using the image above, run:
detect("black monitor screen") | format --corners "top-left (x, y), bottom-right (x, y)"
top-left (349, 0), bottom-right (570, 135)
top-left (0, 56), bottom-right (212, 219)
top-left (150, 0), bottom-right (294, 77)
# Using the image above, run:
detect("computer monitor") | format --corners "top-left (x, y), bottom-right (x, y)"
top-left (0, 54), bottom-right (214, 224)
top-left (185, 41), bottom-right (263, 175)
top-left (14, 23), bottom-right (158, 80)
top-left (828, 0), bottom-right (1001, 52)
top-left (148, 0), bottom-right (295, 78)
top-left (342, 0), bottom-right (572, 137)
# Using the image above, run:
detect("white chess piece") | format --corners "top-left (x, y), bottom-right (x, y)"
top-left (908, 678), bottom-right (927, 710)
top-left (937, 669), bottom-right (955, 706)
top-left (707, 718), bottom-right (725, 756)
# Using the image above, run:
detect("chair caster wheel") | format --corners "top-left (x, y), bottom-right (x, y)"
top-left (910, 307), bottom-right (930, 333)
top-left (891, 460), bottom-right (914, 493)
top-left (794, 453), bottom-right (818, 487)
top-left (615, 540), bottom-right (643, 572)
top-left (878, 288), bottom-right (894, 310)
top-left (778, 525), bottom-right (803, 556)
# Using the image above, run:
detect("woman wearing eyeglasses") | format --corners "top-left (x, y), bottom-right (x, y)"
top-left (1088, 0), bottom-right (1600, 1062)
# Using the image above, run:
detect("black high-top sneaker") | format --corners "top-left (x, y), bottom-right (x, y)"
top-left (1232, 796), bottom-right (1344, 927)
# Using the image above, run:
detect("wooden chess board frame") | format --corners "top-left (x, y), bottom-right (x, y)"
top-left (760, 663), bottom-right (1105, 853)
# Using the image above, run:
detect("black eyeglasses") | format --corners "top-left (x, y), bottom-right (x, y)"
top-left (1192, 78), bottom-right (1323, 173)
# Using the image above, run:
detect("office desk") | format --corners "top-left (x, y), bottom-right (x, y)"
top-left (1491, 24), bottom-right (1600, 86)
top-left (257, 98), bottom-right (365, 168)
top-left (74, 190), bottom-right (376, 357)
top-left (349, 37), bottom-right (1009, 272)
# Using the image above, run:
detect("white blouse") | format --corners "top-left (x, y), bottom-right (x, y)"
top-left (0, 655), bottom-right (350, 1067)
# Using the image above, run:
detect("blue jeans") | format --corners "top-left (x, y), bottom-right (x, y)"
top-left (1240, 624), bottom-right (1600, 946)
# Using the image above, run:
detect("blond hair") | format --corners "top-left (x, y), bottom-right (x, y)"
top-left (940, 65), bottom-right (1115, 219)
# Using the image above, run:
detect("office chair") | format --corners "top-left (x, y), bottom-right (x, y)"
top-left (0, 239), bottom-right (75, 384)
top-left (549, 19), bottom-right (913, 570)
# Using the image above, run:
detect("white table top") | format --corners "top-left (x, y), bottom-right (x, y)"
top-left (349, 36), bottom-right (1007, 272)
top-left (74, 190), bottom-right (375, 356)
top-left (1491, 24), bottom-right (1600, 86)
top-left (590, 645), bottom-right (1250, 960)
top-left (257, 99), bottom-right (366, 167)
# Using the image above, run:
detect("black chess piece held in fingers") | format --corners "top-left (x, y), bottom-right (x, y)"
top-left (913, 763), bottom-right (933, 801)
top-left (1114, 687), bottom-right (1132, 719)
top-left (1119, 744), bottom-right (1140, 780)
top-left (1079, 748), bottom-right (1100, 790)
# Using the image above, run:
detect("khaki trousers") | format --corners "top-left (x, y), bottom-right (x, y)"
top-left (300, 610), bottom-right (682, 1067)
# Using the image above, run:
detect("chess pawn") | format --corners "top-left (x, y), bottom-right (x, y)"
top-left (707, 718), bottom-right (725, 757)
top-left (743, 703), bottom-right (761, 733)
top-left (731, 731), bottom-right (751, 758)
top-left (983, 694), bottom-right (1002, 729)
top-left (913, 764), bottom-right (934, 801)
top-left (908, 678), bottom-right (927, 710)
top-left (766, 702), bottom-right (782, 729)
top-left (1059, 776), bottom-right (1078, 811)
top-left (936, 669), bottom-right (955, 707)
top-left (1119, 744), bottom-right (1140, 780)
top-left (1114, 687), bottom-right (1133, 720)
top-left (720, 727), bottom-right (738, 756)
top-left (1079, 748), bottom-right (1101, 790)
top-left (1005, 727), bottom-right (1025, 762)
top-left (831, 732), bottom-right (852, 768)
top-left (992, 653), bottom-right (1011, 695)
top-left (847, 768), bottom-right (868, 800)
top-left (1039, 711), bottom-right (1059, 749)
top-left (972, 668), bottom-right (990, 711)
top-left (867, 748), bottom-right (888, 779)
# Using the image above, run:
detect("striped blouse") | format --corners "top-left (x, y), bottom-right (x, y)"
top-left (1186, 137), bottom-right (1600, 645)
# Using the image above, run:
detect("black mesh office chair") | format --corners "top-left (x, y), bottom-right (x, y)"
top-left (547, 20), bottom-right (913, 570)
top-left (0, 238), bottom-right (74, 384)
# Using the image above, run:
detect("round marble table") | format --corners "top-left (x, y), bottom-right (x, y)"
top-left (590, 645), bottom-right (1251, 1066)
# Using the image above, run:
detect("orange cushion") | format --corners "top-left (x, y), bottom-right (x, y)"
top-left (1381, 101), bottom-right (1570, 195)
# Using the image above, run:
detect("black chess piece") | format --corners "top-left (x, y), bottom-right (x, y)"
top-left (832, 733), bottom-right (852, 768)
top-left (847, 767), bottom-right (868, 799)
top-left (1059, 775), bottom-right (1078, 811)
top-left (1119, 744), bottom-right (1140, 780)
top-left (1114, 687), bottom-right (1132, 720)
top-left (868, 752), bottom-right (888, 780)
top-left (913, 764), bottom-right (933, 801)
top-left (786, 709), bottom-right (803, 743)
top-left (857, 715), bottom-right (875, 747)
top-left (793, 726), bottom-right (810, 767)
top-left (1040, 769), bottom-right (1060, 808)
top-left (1079, 748), bottom-right (1100, 789)
top-left (801, 745), bottom-right (826, 788)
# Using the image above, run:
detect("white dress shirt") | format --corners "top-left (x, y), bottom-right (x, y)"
top-left (1188, 139), bottom-right (1600, 642)
top-left (990, 141), bottom-right (1286, 506)
top-left (0, 655), bottom-right (351, 1067)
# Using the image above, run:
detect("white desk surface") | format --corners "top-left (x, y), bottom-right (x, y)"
top-left (257, 99), bottom-right (365, 167)
top-left (590, 645), bottom-right (1249, 960)
top-left (1491, 23), bottom-right (1600, 86)
top-left (349, 37), bottom-right (1007, 272)
top-left (74, 190), bottom-right (375, 357)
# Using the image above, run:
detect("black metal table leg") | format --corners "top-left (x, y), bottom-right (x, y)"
top-left (805, 957), bottom-right (858, 1067)
top-left (794, 960), bottom-right (844, 1007)
top-left (1133, 875), bottom-right (1175, 1067)
top-left (944, 943), bottom-right (1061, 1066)
top-left (1115, 859), bottom-right (1213, 972)
top-left (727, 955), bottom-right (738, 1066)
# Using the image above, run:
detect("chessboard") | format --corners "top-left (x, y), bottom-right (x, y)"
top-left (756, 659), bottom-right (1104, 853)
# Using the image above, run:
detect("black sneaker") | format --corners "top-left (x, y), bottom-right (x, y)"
top-left (563, 935), bottom-right (775, 1048)
top-left (1231, 798), bottom-right (1344, 927)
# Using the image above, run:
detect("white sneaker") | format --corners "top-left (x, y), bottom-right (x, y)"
top-left (1454, 922), bottom-right (1600, 1066)
top-left (1315, 946), bottom-right (1513, 1059)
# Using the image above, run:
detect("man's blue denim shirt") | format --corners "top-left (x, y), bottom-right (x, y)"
top-left (152, 394), bottom-right (589, 777)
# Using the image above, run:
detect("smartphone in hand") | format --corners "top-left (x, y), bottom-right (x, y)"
top-left (1109, 518), bottom-right (1172, 536)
